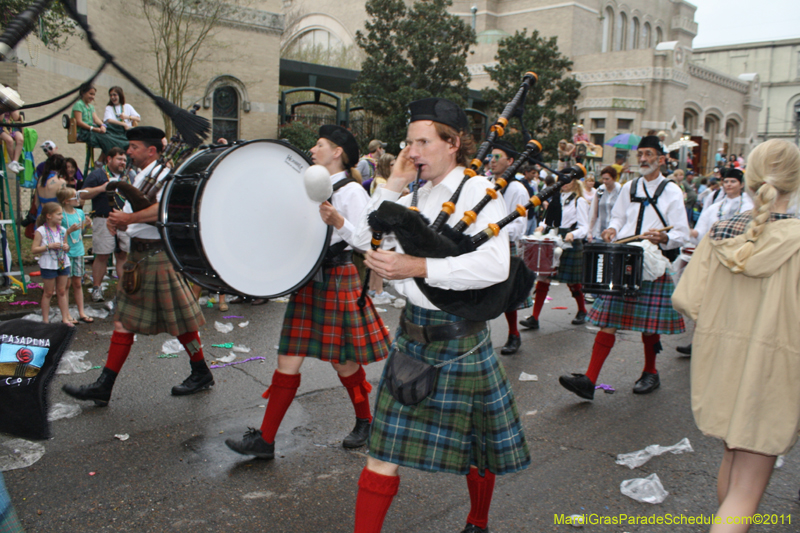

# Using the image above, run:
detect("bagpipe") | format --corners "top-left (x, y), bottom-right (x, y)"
top-left (364, 73), bottom-right (587, 321)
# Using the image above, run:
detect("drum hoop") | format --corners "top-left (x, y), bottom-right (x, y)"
top-left (159, 139), bottom-right (332, 297)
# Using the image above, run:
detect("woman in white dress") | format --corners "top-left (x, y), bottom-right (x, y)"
top-left (103, 86), bottom-right (141, 132)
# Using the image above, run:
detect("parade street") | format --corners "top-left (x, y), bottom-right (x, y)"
top-left (4, 284), bottom-right (799, 532)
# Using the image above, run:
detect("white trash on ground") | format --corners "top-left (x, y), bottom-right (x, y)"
top-left (238, 321), bottom-right (249, 328)
top-left (48, 403), bottom-right (82, 421)
top-left (161, 339), bottom-right (184, 354)
top-left (518, 372), bottom-right (538, 381)
top-left (114, 434), bottom-right (130, 441)
top-left (616, 438), bottom-right (693, 469)
top-left (392, 298), bottom-right (406, 309)
top-left (197, 297), bottom-right (208, 306)
top-left (214, 321), bottom-right (234, 333)
top-left (620, 473), bottom-right (669, 504)
top-left (217, 353), bottom-right (237, 363)
top-left (232, 345), bottom-right (251, 353)
top-left (0, 439), bottom-right (45, 471)
top-left (56, 351), bottom-right (92, 374)
top-left (84, 306), bottom-right (109, 319)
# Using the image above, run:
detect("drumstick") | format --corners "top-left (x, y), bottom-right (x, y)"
top-left (615, 226), bottom-right (673, 244)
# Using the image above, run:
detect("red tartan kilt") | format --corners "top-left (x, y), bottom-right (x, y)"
top-left (278, 263), bottom-right (391, 364)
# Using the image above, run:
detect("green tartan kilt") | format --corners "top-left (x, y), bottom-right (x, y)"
top-left (511, 241), bottom-right (533, 309)
top-left (369, 304), bottom-right (530, 476)
top-left (77, 123), bottom-right (129, 154)
top-left (552, 240), bottom-right (583, 284)
top-left (115, 247), bottom-right (205, 336)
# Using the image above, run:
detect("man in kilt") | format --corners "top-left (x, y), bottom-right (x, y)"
top-left (353, 98), bottom-right (530, 533)
top-left (63, 126), bottom-right (212, 406)
top-left (489, 141), bottom-right (532, 356)
top-left (559, 135), bottom-right (689, 399)
top-left (519, 176), bottom-right (591, 330)
top-left (225, 125), bottom-right (391, 459)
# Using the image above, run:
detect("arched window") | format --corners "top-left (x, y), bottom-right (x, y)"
top-left (602, 7), bottom-right (614, 53)
top-left (643, 22), bottom-right (651, 48)
top-left (631, 18), bottom-right (640, 49)
top-left (615, 12), bottom-right (627, 51)
top-left (284, 29), bottom-right (345, 66)
top-left (212, 86), bottom-right (239, 144)
top-left (656, 26), bottom-right (663, 46)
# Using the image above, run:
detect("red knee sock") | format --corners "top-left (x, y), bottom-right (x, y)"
top-left (177, 331), bottom-right (204, 362)
top-left (339, 366), bottom-right (373, 422)
top-left (104, 331), bottom-right (135, 373)
top-left (260, 370), bottom-right (301, 443)
top-left (642, 333), bottom-right (661, 374)
top-left (505, 311), bottom-right (519, 336)
top-left (354, 467), bottom-right (400, 533)
top-left (466, 468), bottom-right (496, 529)
top-left (568, 283), bottom-right (587, 313)
top-left (585, 331), bottom-right (616, 384)
top-left (532, 281), bottom-right (550, 319)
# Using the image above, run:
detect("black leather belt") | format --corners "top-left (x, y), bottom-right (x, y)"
top-left (400, 314), bottom-right (486, 343)
top-left (91, 213), bottom-right (109, 219)
top-left (131, 238), bottom-right (164, 253)
top-left (323, 250), bottom-right (353, 268)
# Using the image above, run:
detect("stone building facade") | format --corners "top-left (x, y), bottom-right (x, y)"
top-left (692, 38), bottom-right (800, 145)
top-left (1, 0), bottom-right (283, 168)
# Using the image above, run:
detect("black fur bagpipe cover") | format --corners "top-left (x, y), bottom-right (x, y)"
top-left (368, 202), bottom-right (535, 322)
top-left (0, 320), bottom-right (76, 440)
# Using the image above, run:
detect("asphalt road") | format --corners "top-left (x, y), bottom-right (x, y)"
top-left (3, 284), bottom-right (799, 532)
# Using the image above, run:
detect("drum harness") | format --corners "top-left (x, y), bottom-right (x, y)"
top-left (311, 175), bottom-right (358, 285)
top-left (630, 177), bottom-right (679, 261)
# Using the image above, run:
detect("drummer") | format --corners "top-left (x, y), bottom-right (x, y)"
top-left (558, 135), bottom-right (689, 400)
top-left (519, 174), bottom-right (590, 330)
top-left (225, 125), bottom-right (391, 459)
top-left (489, 140), bottom-right (531, 355)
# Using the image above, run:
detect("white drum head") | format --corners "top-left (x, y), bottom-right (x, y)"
top-left (197, 141), bottom-right (329, 297)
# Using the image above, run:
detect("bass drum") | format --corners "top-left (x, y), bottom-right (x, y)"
top-left (159, 139), bottom-right (332, 298)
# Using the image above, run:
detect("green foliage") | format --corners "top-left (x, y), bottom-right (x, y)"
top-left (481, 30), bottom-right (581, 160)
top-left (0, 0), bottom-right (78, 51)
top-left (278, 121), bottom-right (318, 153)
top-left (352, 0), bottom-right (476, 151)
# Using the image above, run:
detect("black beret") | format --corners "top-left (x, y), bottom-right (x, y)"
top-left (319, 125), bottom-right (359, 169)
top-left (492, 140), bottom-right (517, 159)
top-left (408, 98), bottom-right (469, 132)
top-left (638, 135), bottom-right (666, 155)
top-left (126, 126), bottom-right (165, 143)
top-left (722, 168), bottom-right (744, 182)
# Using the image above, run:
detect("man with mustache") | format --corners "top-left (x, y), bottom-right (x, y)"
top-left (558, 135), bottom-right (690, 399)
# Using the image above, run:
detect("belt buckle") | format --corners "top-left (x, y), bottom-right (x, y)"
top-left (401, 315), bottom-right (428, 343)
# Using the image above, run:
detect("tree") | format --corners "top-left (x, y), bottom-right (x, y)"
top-left (352, 0), bottom-right (476, 150)
top-left (139, 0), bottom-right (231, 138)
top-left (481, 30), bottom-right (581, 160)
top-left (0, 0), bottom-right (78, 51)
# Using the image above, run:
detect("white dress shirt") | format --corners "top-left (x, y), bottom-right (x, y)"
top-left (353, 166), bottom-right (510, 310)
top-left (329, 171), bottom-right (369, 251)
top-left (125, 161), bottom-right (171, 240)
top-left (559, 193), bottom-right (590, 239)
top-left (608, 174), bottom-right (689, 250)
top-left (498, 178), bottom-right (529, 243)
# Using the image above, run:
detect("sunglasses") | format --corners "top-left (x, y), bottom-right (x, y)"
top-left (490, 154), bottom-right (504, 161)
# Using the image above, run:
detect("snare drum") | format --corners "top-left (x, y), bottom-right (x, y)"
top-left (159, 140), bottom-right (332, 298)
top-left (582, 243), bottom-right (644, 296)
top-left (520, 237), bottom-right (559, 277)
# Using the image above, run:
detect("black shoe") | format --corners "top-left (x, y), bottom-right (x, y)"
top-left (676, 344), bottom-right (692, 356)
top-left (519, 316), bottom-right (539, 330)
top-left (461, 524), bottom-right (489, 533)
top-left (250, 298), bottom-right (268, 306)
top-left (62, 367), bottom-right (117, 406)
top-left (571, 310), bottom-right (587, 325)
top-left (171, 360), bottom-right (214, 396)
top-left (342, 417), bottom-right (371, 448)
top-left (500, 334), bottom-right (521, 355)
top-left (225, 428), bottom-right (275, 459)
top-left (558, 373), bottom-right (595, 400)
top-left (228, 296), bottom-right (247, 304)
top-left (633, 371), bottom-right (660, 394)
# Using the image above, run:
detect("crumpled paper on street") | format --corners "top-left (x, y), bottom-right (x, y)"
top-left (518, 372), bottom-right (538, 381)
top-left (616, 438), bottom-right (693, 469)
top-left (48, 403), bottom-right (82, 421)
top-left (232, 345), bottom-right (251, 353)
top-left (161, 339), bottom-right (184, 354)
top-left (56, 351), bottom-right (92, 374)
top-left (0, 439), bottom-right (45, 471)
top-left (84, 306), bottom-right (109, 319)
top-left (214, 321), bottom-right (234, 333)
top-left (392, 298), bottom-right (406, 309)
top-left (620, 473), bottom-right (669, 504)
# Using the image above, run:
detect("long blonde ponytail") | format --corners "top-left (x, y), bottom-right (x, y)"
top-left (729, 139), bottom-right (800, 273)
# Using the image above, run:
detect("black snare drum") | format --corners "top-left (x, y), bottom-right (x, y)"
top-left (582, 243), bottom-right (643, 296)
